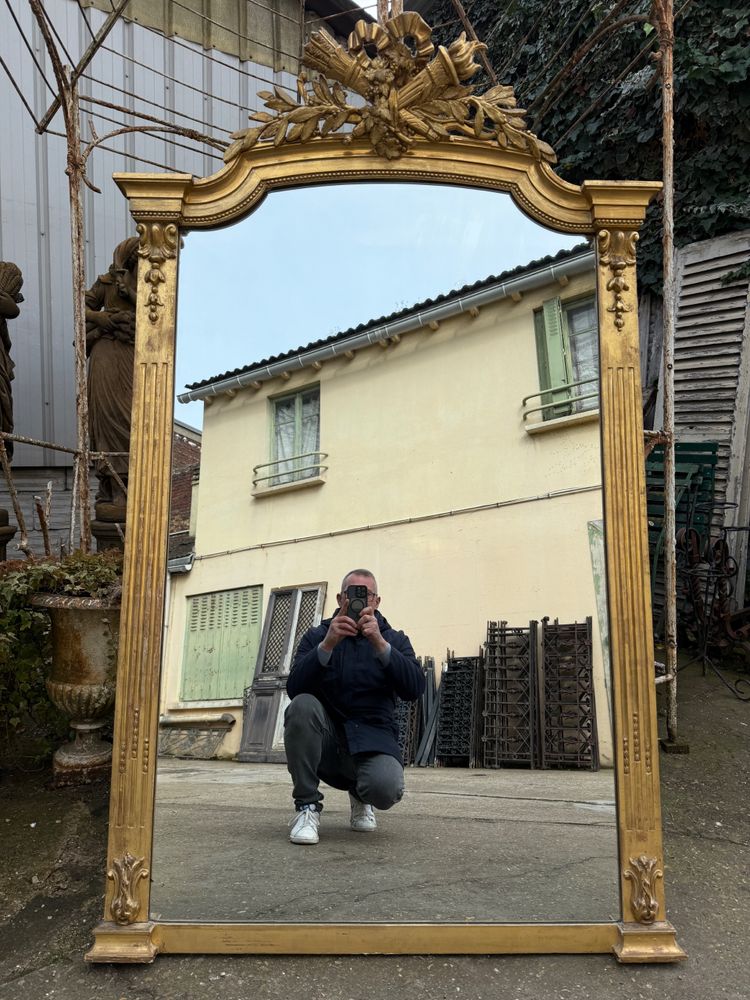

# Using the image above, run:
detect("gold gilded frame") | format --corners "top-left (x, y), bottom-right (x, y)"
top-left (86, 16), bottom-right (684, 964)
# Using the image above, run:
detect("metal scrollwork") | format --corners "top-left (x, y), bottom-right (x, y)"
top-left (624, 854), bottom-right (662, 924)
top-left (108, 852), bottom-right (149, 925)
top-left (136, 222), bottom-right (178, 324)
top-left (226, 13), bottom-right (556, 164)
top-left (597, 229), bottom-right (638, 331)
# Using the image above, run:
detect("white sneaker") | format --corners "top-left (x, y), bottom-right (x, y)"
top-left (349, 794), bottom-right (377, 832)
top-left (289, 805), bottom-right (320, 844)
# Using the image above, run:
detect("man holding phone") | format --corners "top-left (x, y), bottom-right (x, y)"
top-left (284, 569), bottom-right (425, 845)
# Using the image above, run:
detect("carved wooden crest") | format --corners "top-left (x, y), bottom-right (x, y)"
top-left (226, 13), bottom-right (556, 164)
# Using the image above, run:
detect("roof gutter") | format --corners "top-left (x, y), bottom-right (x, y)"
top-left (178, 249), bottom-right (595, 404)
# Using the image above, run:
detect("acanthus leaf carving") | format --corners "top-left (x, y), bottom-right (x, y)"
top-left (624, 854), bottom-right (662, 924)
top-left (597, 229), bottom-right (638, 331)
top-left (136, 222), bottom-right (179, 324)
top-left (226, 13), bottom-right (556, 164)
top-left (108, 852), bottom-right (149, 925)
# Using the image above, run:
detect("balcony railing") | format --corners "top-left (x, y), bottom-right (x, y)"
top-left (252, 451), bottom-right (329, 489)
top-left (522, 377), bottom-right (599, 423)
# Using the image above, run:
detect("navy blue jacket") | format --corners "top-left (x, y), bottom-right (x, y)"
top-left (286, 610), bottom-right (425, 761)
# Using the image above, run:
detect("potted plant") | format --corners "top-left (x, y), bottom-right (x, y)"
top-left (0, 549), bottom-right (122, 782)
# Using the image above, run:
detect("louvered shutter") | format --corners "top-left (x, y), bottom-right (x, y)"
top-left (535, 297), bottom-right (574, 419)
top-left (668, 230), bottom-right (750, 582)
top-left (542, 297), bottom-right (570, 384)
top-left (180, 587), bottom-right (263, 701)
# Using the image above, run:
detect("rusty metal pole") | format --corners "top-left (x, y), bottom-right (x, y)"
top-left (29, 0), bottom-right (92, 553)
top-left (654, 0), bottom-right (682, 747)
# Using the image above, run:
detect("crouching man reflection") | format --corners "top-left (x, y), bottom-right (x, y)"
top-left (284, 569), bottom-right (425, 845)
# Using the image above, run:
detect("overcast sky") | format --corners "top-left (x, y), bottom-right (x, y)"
top-left (175, 183), bottom-right (585, 428)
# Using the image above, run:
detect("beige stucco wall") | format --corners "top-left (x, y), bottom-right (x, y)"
top-left (161, 269), bottom-right (614, 764)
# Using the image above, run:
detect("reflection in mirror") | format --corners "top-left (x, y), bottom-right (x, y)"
top-left (153, 184), bottom-right (616, 924)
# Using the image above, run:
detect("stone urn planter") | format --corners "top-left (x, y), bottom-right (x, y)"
top-left (30, 593), bottom-right (120, 783)
top-left (0, 548), bottom-right (122, 777)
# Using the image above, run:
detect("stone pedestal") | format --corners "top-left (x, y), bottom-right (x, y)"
top-left (91, 519), bottom-right (126, 552)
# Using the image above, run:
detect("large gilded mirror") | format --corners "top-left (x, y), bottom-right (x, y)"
top-left (155, 182), bottom-right (612, 927)
top-left (86, 11), bottom-right (684, 964)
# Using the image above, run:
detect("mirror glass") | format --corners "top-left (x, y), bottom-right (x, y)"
top-left (152, 183), bottom-right (617, 924)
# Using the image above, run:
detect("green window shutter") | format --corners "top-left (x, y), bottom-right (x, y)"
top-left (534, 308), bottom-right (551, 391)
top-left (536, 297), bottom-right (573, 420)
top-left (542, 298), bottom-right (568, 382)
top-left (180, 586), bottom-right (263, 701)
top-left (534, 295), bottom-right (599, 421)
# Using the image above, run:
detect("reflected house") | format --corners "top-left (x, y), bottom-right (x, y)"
top-left (159, 243), bottom-right (614, 767)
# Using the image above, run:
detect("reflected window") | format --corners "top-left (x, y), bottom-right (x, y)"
top-left (256, 584), bottom-right (326, 677)
top-left (534, 295), bottom-right (599, 420)
top-left (271, 385), bottom-right (321, 484)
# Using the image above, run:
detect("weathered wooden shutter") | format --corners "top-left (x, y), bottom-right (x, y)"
top-left (665, 230), bottom-right (750, 584)
top-left (180, 586), bottom-right (263, 701)
top-left (535, 297), bottom-right (573, 419)
top-left (238, 583), bottom-right (327, 762)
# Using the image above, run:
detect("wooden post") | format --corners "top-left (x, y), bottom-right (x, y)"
top-left (29, 0), bottom-right (92, 553)
top-left (67, 86), bottom-right (92, 554)
top-left (652, 0), bottom-right (684, 749)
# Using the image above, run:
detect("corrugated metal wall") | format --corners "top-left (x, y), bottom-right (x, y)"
top-left (0, 0), bottom-right (297, 469)
top-left (82, 0), bottom-right (308, 71)
top-left (0, 0), bottom-right (299, 553)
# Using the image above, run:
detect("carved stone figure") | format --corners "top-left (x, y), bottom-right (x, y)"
top-left (0, 261), bottom-right (24, 461)
top-left (0, 262), bottom-right (22, 560)
top-left (85, 237), bottom-right (139, 523)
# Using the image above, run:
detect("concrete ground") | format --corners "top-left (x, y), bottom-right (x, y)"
top-left (151, 762), bottom-right (619, 923)
top-left (1, 663), bottom-right (748, 1000)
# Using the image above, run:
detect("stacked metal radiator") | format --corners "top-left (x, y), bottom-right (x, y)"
top-left (425, 619), bottom-right (599, 771)
top-left (483, 622), bottom-right (539, 767)
top-left (434, 654), bottom-right (484, 767)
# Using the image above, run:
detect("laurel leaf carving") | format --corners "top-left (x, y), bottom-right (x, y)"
top-left (225, 13), bottom-right (556, 165)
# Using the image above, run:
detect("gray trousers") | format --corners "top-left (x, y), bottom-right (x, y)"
top-left (284, 693), bottom-right (405, 812)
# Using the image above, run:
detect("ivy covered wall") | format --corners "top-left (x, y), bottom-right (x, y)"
top-left (429, 0), bottom-right (750, 293)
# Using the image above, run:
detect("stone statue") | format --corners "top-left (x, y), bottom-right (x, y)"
top-left (0, 261), bottom-right (22, 559)
top-left (85, 237), bottom-right (139, 523)
top-left (0, 261), bottom-right (24, 462)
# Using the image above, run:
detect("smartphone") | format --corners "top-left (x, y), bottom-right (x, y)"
top-left (345, 584), bottom-right (368, 622)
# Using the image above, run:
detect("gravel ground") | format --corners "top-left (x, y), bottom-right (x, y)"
top-left (1, 664), bottom-right (748, 1000)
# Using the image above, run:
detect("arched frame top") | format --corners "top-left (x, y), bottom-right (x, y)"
top-left (114, 136), bottom-right (661, 236)
top-left (89, 128), bottom-right (686, 966)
